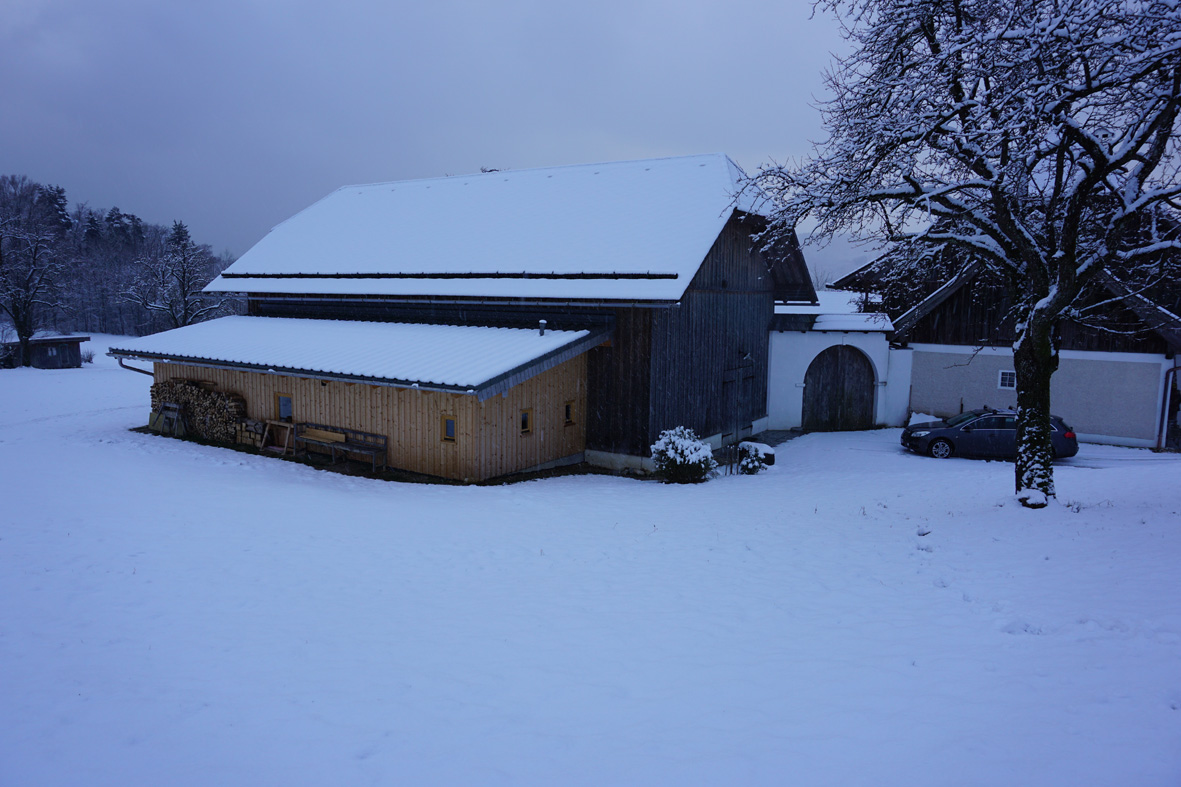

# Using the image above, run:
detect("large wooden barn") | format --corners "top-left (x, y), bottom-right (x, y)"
top-left (109, 154), bottom-right (815, 481)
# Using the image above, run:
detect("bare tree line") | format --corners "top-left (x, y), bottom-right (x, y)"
top-left (0, 174), bottom-right (234, 364)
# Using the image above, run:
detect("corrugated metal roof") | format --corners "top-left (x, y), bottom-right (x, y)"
top-left (108, 317), bottom-right (599, 398)
top-left (206, 154), bottom-right (768, 302)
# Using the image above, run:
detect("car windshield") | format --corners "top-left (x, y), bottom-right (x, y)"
top-left (944, 412), bottom-right (980, 427)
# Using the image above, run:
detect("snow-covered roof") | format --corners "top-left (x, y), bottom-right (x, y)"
top-left (774, 291), bottom-right (893, 332)
top-left (775, 291), bottom-right (859, 315)
top-left (108, 317), bottom-right (605, 400)
top-left (1, 331), bottom-right (91, 345)
top-left (206, 154), bottom-right (767, 302)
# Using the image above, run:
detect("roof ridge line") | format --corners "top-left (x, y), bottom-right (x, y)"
top-left (337, 152), bottom-right (734, 191)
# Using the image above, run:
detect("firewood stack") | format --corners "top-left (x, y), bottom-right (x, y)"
top-left (236, 419), bottom-right (266, 448)
top-left (150, 379), bottom-right (247, 444)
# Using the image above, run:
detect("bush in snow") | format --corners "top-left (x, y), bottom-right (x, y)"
top-left (738, 442), bottom-right (769, 475)
top-left (651, 426), bottom-right (717, 484)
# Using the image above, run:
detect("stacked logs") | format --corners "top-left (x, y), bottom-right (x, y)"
top-left (236, 419), bottom-right (267, 448)
top-left (150, 379), bottom-right (247, 444)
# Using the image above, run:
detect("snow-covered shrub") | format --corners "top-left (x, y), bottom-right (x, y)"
top-left (738, 442), bottom-right (769, 475)
top-left (81, 349), bottom-right (95, 364)
top-left (651, 426), bottom-right (717, 483)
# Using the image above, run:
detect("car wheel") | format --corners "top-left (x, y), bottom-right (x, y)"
top-left (928, 439), bottom-right (954, 459)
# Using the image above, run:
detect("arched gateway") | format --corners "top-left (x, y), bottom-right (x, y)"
top-left (802, 345), bottom-right (875, 431)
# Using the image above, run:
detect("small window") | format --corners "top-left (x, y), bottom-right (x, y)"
top-left (441, 415), bottom-right (456, 443)
top-left (998, 370), bottom-right (1016, 390)
top-left (564, 400), bottom-right (575, 426)
top-left (276, 393), bottom-right (293, 422)
top-left (520, 408), bottom-right (533, 435)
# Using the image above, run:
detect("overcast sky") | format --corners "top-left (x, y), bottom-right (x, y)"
top-left (2, 0), bottom-right (870, 273)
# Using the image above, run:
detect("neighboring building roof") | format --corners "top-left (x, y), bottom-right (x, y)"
top-left (206, 154), bottom-right (769, 302)
top-left (772, 291), bottom-right (893, 332)
top-left (1096, 270), bottom-right (1181, 350)
top-left (1, 331), bottom-right (90, 346)
top-left (833, 236), bottom-right (1181, 350)
top-left (108, 317), bottom-right (608, 401)
top-left (890, 261), bottom-right (983, 337)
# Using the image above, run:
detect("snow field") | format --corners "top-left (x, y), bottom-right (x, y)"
top-left (1, 339), bottom-right (1179, 785)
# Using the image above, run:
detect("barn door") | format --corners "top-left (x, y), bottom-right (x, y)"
top-left (802, 346), bottom-right (875, 431)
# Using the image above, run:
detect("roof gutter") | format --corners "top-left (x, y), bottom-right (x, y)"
top-left (118, 358), bottom-right (154, 376)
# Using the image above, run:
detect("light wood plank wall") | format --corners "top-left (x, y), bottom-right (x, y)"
top-left (154, 355), bottom-right (587, 481)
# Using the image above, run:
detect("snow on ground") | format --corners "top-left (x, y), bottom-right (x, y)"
top-left (2, 339), bottom-right (1180, 786)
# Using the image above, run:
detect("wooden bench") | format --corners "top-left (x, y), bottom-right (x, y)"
top-left (293, 422), bottom-right (388, 472)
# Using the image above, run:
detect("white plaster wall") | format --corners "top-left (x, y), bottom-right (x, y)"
top-left (767, 331), bottom-right (909, 430)
top-left (909, 344), bottom-right (1171, 446)
top-left (884, 347), bottom-right (913, 427)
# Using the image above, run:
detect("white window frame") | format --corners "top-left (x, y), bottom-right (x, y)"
top-left (998, 370), bottom-right (1017, 390)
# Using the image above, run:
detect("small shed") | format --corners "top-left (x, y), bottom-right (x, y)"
top-left (1, 332), bottom-right (91, 369)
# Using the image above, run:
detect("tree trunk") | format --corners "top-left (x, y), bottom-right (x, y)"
top-left (13, 311), bottom-right (35, 368)
top-left (1012, 325), bottom-right (1059, 508)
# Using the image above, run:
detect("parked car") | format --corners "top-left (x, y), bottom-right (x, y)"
top-left (901, 409), bottom-right (1079, 459)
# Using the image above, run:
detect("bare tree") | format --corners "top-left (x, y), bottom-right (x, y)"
top-left (751, 0), bottom-right (1181, 507)
top-left (0, 177), bottom-right (67, 366)
top-left (124, 221), bottom-right (228, 330)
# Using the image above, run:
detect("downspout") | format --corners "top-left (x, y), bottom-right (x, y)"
top-left (118, 358), bottom-right (154, 377)
top-left (1158, 362), bottom-right (1179, 450)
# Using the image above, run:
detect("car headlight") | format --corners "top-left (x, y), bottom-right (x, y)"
top-left (910, 431), bottom-right (930, 437)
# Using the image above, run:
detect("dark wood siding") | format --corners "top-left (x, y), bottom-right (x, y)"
top-left (586, 308), bottom-right (652, 455)
top-left (755, 218), bottom-right (817, 302)
top-left (908, 279), bottom-right (1170, 354)
top-left (648, 217), bottom-right (774, 447)
top-left (8, 340), bottom-right (85, 369)
top-left (249, 298), bottom-right (612, 333)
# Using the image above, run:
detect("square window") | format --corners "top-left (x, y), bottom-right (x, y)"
top-left (441, 415), bottom-right (456, 443)
top-left (276, 393), bottom-right (293, 422)
top-left (520, 408), bottom-right (533, 435)
top-left (998, 370), bottom-right (1016, 390)
top-left (564, 400), bottom-right (575, 425)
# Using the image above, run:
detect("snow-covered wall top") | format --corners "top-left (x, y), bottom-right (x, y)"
top-left (206, 154), bottom-right (766, 302)
top-left (108, 317), bottom-right (593, 394)
top-left (775, 292), bottom-right (893, 332)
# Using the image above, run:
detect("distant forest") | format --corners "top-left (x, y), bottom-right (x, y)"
top-left (0, 174), bottom-right (236, 358)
